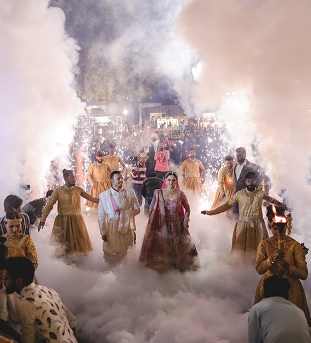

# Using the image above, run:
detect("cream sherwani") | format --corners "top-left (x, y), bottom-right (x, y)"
top-left (98, 188), bottom-right (140, 263)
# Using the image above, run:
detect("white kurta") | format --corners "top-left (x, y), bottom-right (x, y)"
top-left (98, 188), bottom-right (140, 263)
top-left (248, 297), bottom-right (311, 343)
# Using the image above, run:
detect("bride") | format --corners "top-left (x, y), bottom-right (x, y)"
top-left (139, 171), bottom-right (199, 271)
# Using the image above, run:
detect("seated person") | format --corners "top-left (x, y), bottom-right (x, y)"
top-left (3, 257), bottom-right (78, 343)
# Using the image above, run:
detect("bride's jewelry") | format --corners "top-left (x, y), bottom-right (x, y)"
top-left (167, 187), bottom-right (176, 192)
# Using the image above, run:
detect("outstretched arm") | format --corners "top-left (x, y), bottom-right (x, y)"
top-left (201, 196), bottom-right (236, 215)
top-left (81, 190), bottom-right (99, 203)
top-left (38, 189), bottom-right (58, 232)
top-left (201, 202), bottom-right (233, 216)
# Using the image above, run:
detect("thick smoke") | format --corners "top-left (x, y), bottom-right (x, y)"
top-left (177, 0), bottom-right (311, 237)
top-left (35, 203), bottom-right (259, 343)
top-left (0, 0), bottom-right (84, 204)
top-left (51, 0), bottom-right (197, 113)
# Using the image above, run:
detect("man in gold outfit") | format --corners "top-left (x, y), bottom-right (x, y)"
top-left (179, 148), bottom-right (206, 193)
top-left (86, 150), bottom-right (112, 209)
top-left (103, 144), bottom-right (125, 172)
top-left (211, 155), bottom-right (235, 209)
top-left (201, 172), bottom-right (284, 261)
top-left (38, 169), bottom-right (99, 257)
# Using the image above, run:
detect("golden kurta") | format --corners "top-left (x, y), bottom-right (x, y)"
top-left (208, 188), bottom-right (268, 258)
top-left (103, 155), bottom-right (123, 171)
top-left (86, 162), bottom-right (111, 208)
top-left (5, 234), bottom-right (38, 269)
top-left (254, 235), bottom-right (311, 325)
top-left (211, 167), bottom-right (234, 209)
top-left (179, 158), bottom-right (205, 193)
top-left (41, 185), bottom-right (92, 256)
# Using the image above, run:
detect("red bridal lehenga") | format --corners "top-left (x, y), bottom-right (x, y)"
top-left (139, 189), bottom-right (199, 271)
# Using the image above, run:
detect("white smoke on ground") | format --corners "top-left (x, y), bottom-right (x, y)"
top-left (0, 0), bottom-right (84, 205)
top-left (176, 0), bottom-right (311, 240)
top-left (32, 191), bottom-right (311, 343)
top-left (33, 197), bottom-right (260, 343)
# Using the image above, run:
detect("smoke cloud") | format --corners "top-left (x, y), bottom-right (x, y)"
top-left (0, 0), bottom-right (84, 203)
top-left (177, 0), bottom-right (311, 238)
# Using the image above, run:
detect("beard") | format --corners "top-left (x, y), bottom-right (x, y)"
top-left (246, 185), bottom-right (257, 192)
top-left (5, 284), bottom-right (17, 295)
top-left (97, 160), bottom-right (103, 164)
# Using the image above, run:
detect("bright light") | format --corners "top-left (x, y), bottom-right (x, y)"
top-left (123, 109), bottom-right (128, 115)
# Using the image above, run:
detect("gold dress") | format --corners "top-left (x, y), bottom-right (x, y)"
top-left (41, 185), bottom-right (92, 256)
top-left (208, 188), bottom-right (268, 258)
top-left (86, 162), bottom-right (111, 208)
top-left (5, 234), bottom-right (38, 269)
top-left (254, 235), bottom-right (311, 325)
top-left (179, 158), bottom-right (205, 193)
top-left (103, 155), bottom-right (123, 171)
top-left (211, 167), bottom-right (234, 209)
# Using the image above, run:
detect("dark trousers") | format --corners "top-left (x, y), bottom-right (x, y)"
top-left (133, 183), bottom-right (143, 206)
top-left (144, 196), bottom-right (153, 215)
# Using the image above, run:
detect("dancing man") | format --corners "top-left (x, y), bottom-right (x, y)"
top-left (201, 172), bottom-right (284, 261)
top-left (38, 169), bottom-right (99, 257)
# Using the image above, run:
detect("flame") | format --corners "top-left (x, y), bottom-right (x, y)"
top-left (272, 205), bottom-right (287, 223)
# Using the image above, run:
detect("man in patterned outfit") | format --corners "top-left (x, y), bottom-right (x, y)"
top-left (3, 256), bottom-right (78, 343)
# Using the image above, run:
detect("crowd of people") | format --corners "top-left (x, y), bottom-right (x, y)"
top-left (0, 123), bottom-right (310, 342)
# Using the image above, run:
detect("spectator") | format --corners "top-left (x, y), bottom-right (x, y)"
top-left (248, 275), bottom-right (311, 343)
top-left (3, 256), bottom-right (78, 343)
top-left (4, 210), bottom-right (38, 270)
top-left (141, 172), bottom-right (163, 215)
top-left (166, 138), bottom-right (180, 169)
top-left (154, 142), bottom-right (170, 180)
top-left (131, 153), bottom-right (148, 206)
top-left (181, 136), bottom-right (191, 162)
top-left (22, 190), bottom-right (53, 225)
